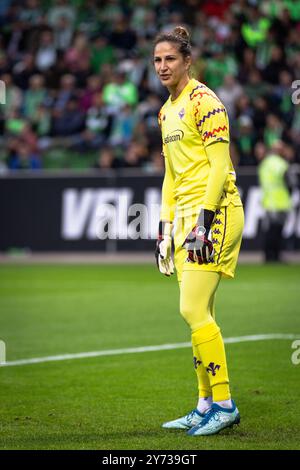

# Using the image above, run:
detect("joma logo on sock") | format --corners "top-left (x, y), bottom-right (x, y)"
top-left (206, 362), bottom-right (221, 376)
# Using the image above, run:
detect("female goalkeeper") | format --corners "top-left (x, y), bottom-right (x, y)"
top-left (154, 26), bottom-right (244, 436)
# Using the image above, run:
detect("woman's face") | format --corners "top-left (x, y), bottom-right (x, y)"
top-left (154, 41), bottom-right (190, 88)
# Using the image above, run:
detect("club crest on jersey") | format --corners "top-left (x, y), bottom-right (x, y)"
top-left (178, 108), bottom-right (185, 119)
top-left (206, 362), bottom-right (221, 376)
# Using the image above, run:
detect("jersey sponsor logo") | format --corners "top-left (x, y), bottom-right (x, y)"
top-left (164, 129), bottom-right (184, 144)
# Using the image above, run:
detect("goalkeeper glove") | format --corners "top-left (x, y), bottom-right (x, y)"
top-left (155, 221), bottom-right (174, 276)
top-left (183, 209), bottom-right (215, 264)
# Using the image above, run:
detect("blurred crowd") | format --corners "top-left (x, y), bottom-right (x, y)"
top-left (1, 0), bottom-right (300, 171)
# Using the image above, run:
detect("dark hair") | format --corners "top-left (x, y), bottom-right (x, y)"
top-left (153, 26), bottom-right (192, 59)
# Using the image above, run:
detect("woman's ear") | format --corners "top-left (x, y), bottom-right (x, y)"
top-left (185, 56), bottom-right (192, 71)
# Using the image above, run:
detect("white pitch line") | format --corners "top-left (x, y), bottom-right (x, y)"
top-left (1, 334), bottom-right (299, 368)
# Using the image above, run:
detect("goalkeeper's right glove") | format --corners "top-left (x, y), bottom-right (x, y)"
top-left (155, 221), bottom-right (174, 277)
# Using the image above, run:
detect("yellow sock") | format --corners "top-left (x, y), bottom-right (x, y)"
top-left (192, 340), bottom-right (212, 398)
top-left (180, 271), bottom-right (230, 402)
top-left (192, 322), bottom-right (231, 402)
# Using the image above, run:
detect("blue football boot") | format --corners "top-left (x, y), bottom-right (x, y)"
top-left (162, 408), bottom-right (205, 430)
top-left (187, 401), bottom-right (240, 436)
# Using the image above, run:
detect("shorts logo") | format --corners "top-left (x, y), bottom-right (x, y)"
top-left (206, 362), bottom-right (221, 376)
top-left (164, 129), bottom-right (184, 144)
top-left (214, 218), bottom-right (223, 225)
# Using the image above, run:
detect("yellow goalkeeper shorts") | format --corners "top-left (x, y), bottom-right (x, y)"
top-left (174, 203), bottom-right (244, 282)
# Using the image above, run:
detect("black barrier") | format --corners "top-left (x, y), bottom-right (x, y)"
top-left (0, 169), bottom-right (299, 252)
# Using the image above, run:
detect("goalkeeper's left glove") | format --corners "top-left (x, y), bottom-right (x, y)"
top-left (155, 221), bottom-right (174, 276)
top-left (183, 209), bottom-right (215, 264)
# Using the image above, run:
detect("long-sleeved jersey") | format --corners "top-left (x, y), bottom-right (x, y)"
top-left (158, 78), bottom-right (242, 220)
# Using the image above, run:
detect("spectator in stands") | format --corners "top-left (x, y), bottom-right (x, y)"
top-left (238, 48), bottom-right (256, 85)
top-left (35, 30), bottom-right (57, 72)
top-left (216, 74), bottom-right (243, 122)
top-left (236, 115), bottom-right (256, 166)
top-left (64, 32), bottom-right (91, 83)
top-left (130, 0), bottom-right (152, 35)
top-left (79, 75), bottom-right (102, 112)
top-left (263, 45), bottom-right (289, 84)
top-left (19, 122), bottom-right (38, 153)
top-left (109, 103), bottom-right (138, 146)
top-left (121, 140), bottom-right (148, 168)
top-left (53, 15), bottom-right (73, 52)
top-left (12, 53), bottom-right (39, 90)
top-left (252, 96), bottom-right (269, 141)
top-left (4, 107), bottom-right (25, 137)
top-left (52, 95), bottom-right (85, 137)
top-left (7, 141), bottom-right (41, 170)
top-left (19, 0), bottom-right (43, 25)
top-left (109, 15), bottom-right (137, 53)
top-left (272, 69), bottom-right (295, 125)
top-left (90, 34), bottom-right (116, 74)
top-left (73, 92), bottom-right (112, 150)
top-left (244, 70), bottom-right (270, 101)
top-left (264, 113), bottom-right (285, 148)
top-left (102, 71), bottom-right (138, 113)
top-left (23, 74), bottom-right (47, 121)
top-left (94, 146), bottom-right (120, 170)
top-left (47, 0), bottom-right (76, 32)
top-left (145, 148), bottom-right (164, 172)
top-left (241, 5), bottom-right (271, 49)
top-left (54, 74), bottom-right (76, 111)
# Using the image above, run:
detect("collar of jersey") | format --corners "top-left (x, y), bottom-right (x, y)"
top-left (169, 78), bottom-right (195, 105)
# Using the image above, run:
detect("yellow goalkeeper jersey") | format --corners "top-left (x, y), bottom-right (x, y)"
top-left (158, 78), bottom-right (242, 219)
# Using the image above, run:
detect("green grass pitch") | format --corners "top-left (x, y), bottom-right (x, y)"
top-left (0, 263), bottom-right (300, 450)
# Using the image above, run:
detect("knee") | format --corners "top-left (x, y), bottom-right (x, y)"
top-left (180, 297), bottom-right (211, 331)
top-left (180, 297), bottom-right (197, 329)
